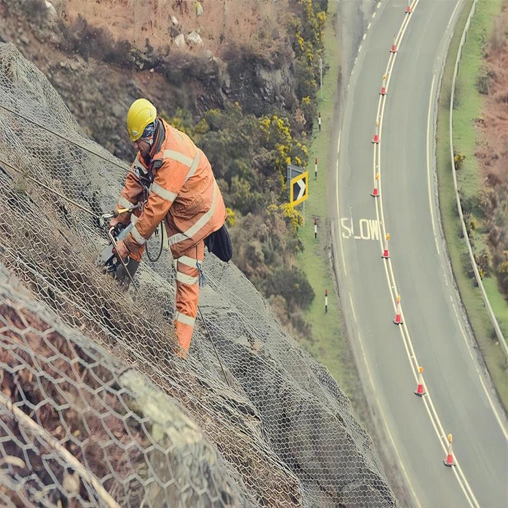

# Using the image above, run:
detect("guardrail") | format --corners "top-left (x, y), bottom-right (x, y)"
top-left (449, 0), bottom-right (508, 355)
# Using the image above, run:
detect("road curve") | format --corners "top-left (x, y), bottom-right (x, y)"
top-left (331, 0), bottom-right (508, 506)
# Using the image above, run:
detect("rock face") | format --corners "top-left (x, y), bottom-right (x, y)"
top-left (0, 42), bottom-right (396, 507)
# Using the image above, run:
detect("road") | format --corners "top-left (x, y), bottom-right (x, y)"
top-left (331, 0), bottom-right (508, 506)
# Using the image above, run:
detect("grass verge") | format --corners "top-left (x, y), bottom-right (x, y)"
top-left (294, 3), bottom-right (370, 423)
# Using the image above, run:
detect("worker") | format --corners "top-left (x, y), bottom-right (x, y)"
top-left (110, 98), bottom-right (229, 357)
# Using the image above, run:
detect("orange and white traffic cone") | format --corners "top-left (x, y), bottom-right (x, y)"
top-left (382, 233), bottom-right (390, 258)
top-left (414, 366), bottom-right (425, 396)
top-left (393, 295), bottom-right (403, 325)
top-left (380, 74), bottom-right (387, 96)
top-left (371, 173), bottom-right (380, 197)
top-left (390, 36), bottom-right (397, 53)
top-left (443, 434), bottom-right (455, 467)
top-left (372, 120), bottom-right (380, 144)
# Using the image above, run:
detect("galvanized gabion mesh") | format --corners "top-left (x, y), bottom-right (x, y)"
top-left (0, 42), bottom-right (396, 507)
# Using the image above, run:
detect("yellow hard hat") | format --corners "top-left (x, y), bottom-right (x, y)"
top-left (126, 98), bottom-right (157, 142)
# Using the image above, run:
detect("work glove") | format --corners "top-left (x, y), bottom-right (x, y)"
top-left (109, 222), bottom-right (126, 238)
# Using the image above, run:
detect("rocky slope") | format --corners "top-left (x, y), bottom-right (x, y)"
top-left (0, 0), bottom-right (300, 161)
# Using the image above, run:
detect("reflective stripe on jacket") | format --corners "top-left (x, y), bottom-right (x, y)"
top-left (122, 119), bottom-right (226, 259)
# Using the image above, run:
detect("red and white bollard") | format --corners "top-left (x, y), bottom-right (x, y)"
top-left (382, 233), bottom-right (390, 258)
top-left (380, 74), bottom-right (387, 96)
top-left (406, 0), bottom-right (412, 14)
top-left (414, 366), bottom-right (425, 396)
top-left (371, 173), bottom-right (380, 197)
top-left (443, 434), bottom-right (455, 467)
top-left (393, 294), bottom-right (403, 325)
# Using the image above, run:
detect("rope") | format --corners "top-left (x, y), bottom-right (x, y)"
top-left (198, 306), bottom-right (230, 387)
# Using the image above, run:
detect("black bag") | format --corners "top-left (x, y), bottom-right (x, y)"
top-left (205, 224), bottom-right (232, 262)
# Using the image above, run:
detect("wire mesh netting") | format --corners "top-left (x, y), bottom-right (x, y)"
top-left (0, 42), bottom-right (397, 506)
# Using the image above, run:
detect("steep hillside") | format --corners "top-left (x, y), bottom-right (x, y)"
top-left (61, 0), bottom-right (290, 57)
top-left (0, 0), bottom-right (301, 160)
top-left (475, 1), bottom-right (508, 296)
top-left (0, 0), bottom-right (328, 341)
top-left (0, 43), bottom-right (396, 506)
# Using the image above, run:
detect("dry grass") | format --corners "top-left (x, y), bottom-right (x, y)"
top-left (61, 0), bottom-right (291, 57)
top-left (476, 3), bottom-right (508, 186)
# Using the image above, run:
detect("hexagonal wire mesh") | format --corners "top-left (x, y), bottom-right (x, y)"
top-left (0, 43), bottom-right (396, 506)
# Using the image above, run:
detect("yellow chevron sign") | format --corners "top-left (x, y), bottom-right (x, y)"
top-left (290, 171), bottom-right (309, 206)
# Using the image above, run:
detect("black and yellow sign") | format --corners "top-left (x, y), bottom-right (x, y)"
top-left (290, 171), bottom-right (309, 206)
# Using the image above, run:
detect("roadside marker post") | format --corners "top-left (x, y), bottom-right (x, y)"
top-left (325, 289), bottom-right (328, 314)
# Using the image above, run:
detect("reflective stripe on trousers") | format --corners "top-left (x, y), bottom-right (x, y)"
top-left (174, 240), bottom-right (204, 351)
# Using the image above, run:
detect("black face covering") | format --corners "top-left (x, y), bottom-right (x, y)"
top-left (141, 118), bottom-right (164, 164)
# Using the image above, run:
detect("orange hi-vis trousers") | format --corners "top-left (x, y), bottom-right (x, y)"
top-left (174, 240), bottom-right (204, 353)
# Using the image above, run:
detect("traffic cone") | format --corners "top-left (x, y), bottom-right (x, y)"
top-left (414, 366), bottom-right (425, 396)
top-left (443, 434), bottom-right (455, 467)
top-left (382, 233), bottom-right (390, 258)
top-left (371, 173), bottom-right (380, 197)
top-left (393, 295), bottom-right (403, 325)
top-left (372, 120), bottom-right (380, 144)
top-left (390, 36), bottom-right (397, 53)
top-left (380, 74), bottom-right (387, 96)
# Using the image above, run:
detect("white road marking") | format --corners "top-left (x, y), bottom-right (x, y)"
top-left (349, 293), bottom-right (357, 323)
top-left (335, 130), bottom-right (347, 276)
top-left (426, 75), bottom-right (440, 255)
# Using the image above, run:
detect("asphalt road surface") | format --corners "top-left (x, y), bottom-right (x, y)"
top-left (332, 0), bottom-right (508, 506)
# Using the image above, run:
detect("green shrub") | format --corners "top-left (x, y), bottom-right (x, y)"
top-left (263, 266), bottom-right (315, 312)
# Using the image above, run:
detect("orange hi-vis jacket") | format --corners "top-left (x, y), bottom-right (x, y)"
top-left (114, 119), bottom-right (226, 353)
